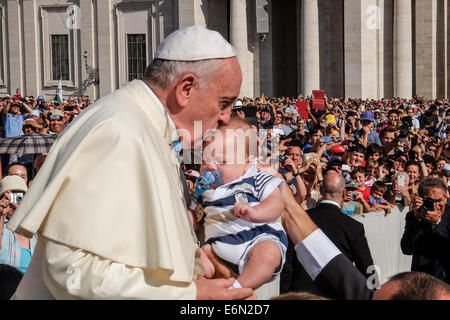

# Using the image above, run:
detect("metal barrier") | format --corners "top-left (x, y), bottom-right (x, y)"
top-left (351, 205), bottom-right (412, 285)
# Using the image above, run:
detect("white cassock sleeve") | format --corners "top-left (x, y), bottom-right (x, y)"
top-left (42, 240), bottom-right (197, 300)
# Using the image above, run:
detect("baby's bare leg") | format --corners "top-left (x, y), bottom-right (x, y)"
top-left (237, 241), bottom-right (282, 290)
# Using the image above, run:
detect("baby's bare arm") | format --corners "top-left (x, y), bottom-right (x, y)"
top-left (235, 187), bottom-right (284, 223)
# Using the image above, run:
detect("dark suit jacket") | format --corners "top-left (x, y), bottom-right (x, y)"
top-left (281, 202), bottom-right (374, 297)
top-left (401, 205), bottom-right (450, 284)
top-left (314, 254), bottom-right (374, 300)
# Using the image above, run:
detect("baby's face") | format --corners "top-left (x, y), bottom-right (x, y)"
top-left (202, 129), bottom-right (248, 184)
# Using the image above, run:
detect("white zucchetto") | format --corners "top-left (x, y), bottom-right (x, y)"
top-left (154, 25), bottom-right (237, 61)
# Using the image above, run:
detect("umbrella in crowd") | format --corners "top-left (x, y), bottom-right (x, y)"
top-left (0, 134), bottom-right (58, 156)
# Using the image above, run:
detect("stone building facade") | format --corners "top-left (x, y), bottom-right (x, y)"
top-left (0, 0), bottom-right (449, 100)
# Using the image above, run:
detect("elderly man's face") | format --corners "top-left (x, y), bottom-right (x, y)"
top-left (286, 147), bottom-right (302, 167)
top-left (425, 187), bottom-right (447, 217)
top-left (178, 57), bottom-right (242, 148)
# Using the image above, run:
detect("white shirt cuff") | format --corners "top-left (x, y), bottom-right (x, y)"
top-left (294, 229), bottom-right (341, 281)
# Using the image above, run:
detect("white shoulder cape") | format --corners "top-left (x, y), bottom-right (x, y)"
top-left (7, 80), bottom-right (199, 283)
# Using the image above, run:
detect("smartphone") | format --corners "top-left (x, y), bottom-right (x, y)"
top-left (342, 164), bottom-right (351, 171)
top-left (320, 136), bottom-right (332, 143)
top-left (332, 135), bottom-right (341, 142)
top-left (397, 175), bottom-right (406, 187)
top-left (64, 105), bottom-right (74, 111)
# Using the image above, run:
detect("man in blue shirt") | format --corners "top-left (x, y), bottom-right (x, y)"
top-left (355, 111), bottom-right (382, 146)
top-left (2, 100), bottom-right (31, 138)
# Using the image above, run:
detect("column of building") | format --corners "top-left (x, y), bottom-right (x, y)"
top-left (415, 0), bottom-right (446, 99)
top-left (301, 0), bottom-right (320, 97)
top-left (7, 0), bottom-right (23, 95)
top-left (394, 0), bottom-right (413, 98)
top-left (230, 0), bottom-right (254, 98)
top-left (178, 0), bottom-right (207, 28)
top-left (79, 0), bottom-right (98, 100)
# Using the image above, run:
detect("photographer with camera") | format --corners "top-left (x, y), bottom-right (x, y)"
top-left (0, 176), bottom-right (37, 276)
top-left (1, 99), bottom-right (32, 138)
top-left (354, 111), bottom-right (381, 146)
top-left (401, 177), bottom-right (450, 284)
top-left (279, 145), bottom-right (307, 204)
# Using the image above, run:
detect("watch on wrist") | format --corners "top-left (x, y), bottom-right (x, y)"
top-left (293, 172), bottom-right (301, 177)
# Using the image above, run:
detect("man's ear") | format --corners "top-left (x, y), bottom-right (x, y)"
top-left (175, 73), bottom-right (197, 108)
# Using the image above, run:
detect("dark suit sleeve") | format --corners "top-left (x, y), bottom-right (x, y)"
top-left (280, 239), bottom-right (296, 294)
top-left (401, 211), bottom-right (424, 255)
top-left (434, 207), bottom-right (450, 241)
top-left (352, 224), bottom-right (374, 277)
top-left (314, 254), bottom-right (374, 300)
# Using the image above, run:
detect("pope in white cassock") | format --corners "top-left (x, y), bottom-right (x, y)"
top-left (7, 26), bottom-right (254, 300)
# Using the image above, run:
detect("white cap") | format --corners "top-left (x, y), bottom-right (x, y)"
top-left (154, 25), bottom-right (236, 61)
top-left (30, 110), bottom-right (40, 117)
top-left (0, 175), bottom-right (28, 197)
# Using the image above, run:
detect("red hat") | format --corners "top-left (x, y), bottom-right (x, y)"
top-left (330, 145), bottom-right (345, 154)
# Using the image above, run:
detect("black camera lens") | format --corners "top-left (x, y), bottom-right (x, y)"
top-left (422, 197), bottom-right (438, 212)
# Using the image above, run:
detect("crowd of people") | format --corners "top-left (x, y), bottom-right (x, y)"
top-left (225, 95), bottom-right (450, 215)
top-left (0, 92), bottom-right (93, 298)
top-left (181, 93), bottom-right (450, 297)
top-left (0, 91), bottom-right (92, 138)
top-left (1, 25), bottom-right (450, 301)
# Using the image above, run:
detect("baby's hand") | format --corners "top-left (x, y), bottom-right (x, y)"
top-left (234, 202), bottom-right (257, 221)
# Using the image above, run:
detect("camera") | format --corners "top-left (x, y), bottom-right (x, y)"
top-left (382, 159), bottom-right (394, 171)
top-left (422, 197), bottom-right (438, 212)
top-left (10, 192), bottom-right (24, 204)
top-left (348, 191), bottom-right (357, 200)
top-left (399, 116), bottom-right (413, 138)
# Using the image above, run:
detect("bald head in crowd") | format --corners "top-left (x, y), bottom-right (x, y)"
top-left (373, 271), bottom-right (450, 300)
top-left (321, 170), bottom-right (346, 202)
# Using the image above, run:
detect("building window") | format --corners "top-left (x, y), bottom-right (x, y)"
top-left (51, 34), bottom-right (70, 81)
top-left (127, 34), bottom-right (147, 81)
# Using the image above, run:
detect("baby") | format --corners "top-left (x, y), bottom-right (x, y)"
top-left (197, 116), bottom-right (287, 290)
